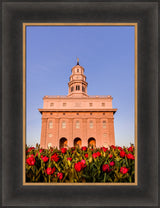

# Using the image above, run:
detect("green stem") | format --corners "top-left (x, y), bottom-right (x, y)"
top-left (104, 173), bottom-right (106, 182)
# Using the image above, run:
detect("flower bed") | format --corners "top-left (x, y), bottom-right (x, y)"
top-left (26, 145), bottom-right (135, 183)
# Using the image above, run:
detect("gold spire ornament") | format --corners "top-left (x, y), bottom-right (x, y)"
top-left (77, 57), bottom-right (79, 65)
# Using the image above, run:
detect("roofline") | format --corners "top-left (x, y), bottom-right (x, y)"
top-left (72, 65), bottom-right (84, 70)
top-left (43, 96), bottom-right (113, 99)
top-left (38, 108), bottom-right (117, 114)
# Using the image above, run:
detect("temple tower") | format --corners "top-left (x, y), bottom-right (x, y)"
top-left (68, 58), bottom-right (88, 97)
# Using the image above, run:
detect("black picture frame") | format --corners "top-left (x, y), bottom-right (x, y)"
top-left (2, 1), bottom-right (158, 207)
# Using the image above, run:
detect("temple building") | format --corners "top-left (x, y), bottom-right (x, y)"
top-left (39, 59), bottom-right (117, 149)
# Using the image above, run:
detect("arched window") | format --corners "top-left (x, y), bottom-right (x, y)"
top-left (76, 85), bottom-right (80, 90)
top-left (82, 86), bottom-right (85, 92)
top-left (62, 121), bottom-right (66, 128)
top-left (49, 121), bottom-right (53, 129)
top-left (103, 120), bottom-right (106, 128)
top-left (89, 121), bottom-right (93, 128)
top-left (77, 69), bottom-right (79, 72)
top-left (76, 120), bottom-right (80, 129)
top-left (71, 86), bottom-right (74, 92)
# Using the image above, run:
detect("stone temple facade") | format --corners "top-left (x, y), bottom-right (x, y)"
top-left (39, 59), bottom-right (117, 149)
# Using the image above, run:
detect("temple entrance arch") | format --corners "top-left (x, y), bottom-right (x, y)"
top-left (59, 137), bottom-right (68, 149)
top-left (88, 137), bottom-right (96, 148)
top-left (74, 137), bottom-right (82, 148)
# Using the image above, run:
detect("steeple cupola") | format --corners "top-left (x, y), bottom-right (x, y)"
top-left (68, 58), bottom-right (88, 97)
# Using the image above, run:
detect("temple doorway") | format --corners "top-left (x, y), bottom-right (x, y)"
top-left (59, 137), bottom-right (68, 149)
top-left (74, 137), bottom-right (82, 148)
top-left (88, 137), bottom-right (96, 148)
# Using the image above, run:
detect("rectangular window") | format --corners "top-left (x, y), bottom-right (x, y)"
top-left (50, 103), bottom-right (54, 107)
top-left (49, 121), bottom-right (53, 129)
top-left (103, 120), bottom-right (106, 128)
top-left (76, 85), bottom-right (80, 90)
top-left (89, 121), bottom-right (93, 128)
top-left (62, 121), bottom-right (66, 128)
top-left (76, 121), bottom-right (80, 129)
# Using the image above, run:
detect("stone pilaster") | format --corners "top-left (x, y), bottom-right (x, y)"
top-left (108, 117), bottom-right (115, 146)
top-left (40, 117), bottom-right (48, 149)
top-left (55, 118), bottom-right (60, 148)
top-left (82, 118), bottom-right (87, 146)
top-left (68, 118), bottom-right (73, 147)
top-left (96, 118), bottom-right (101, 147)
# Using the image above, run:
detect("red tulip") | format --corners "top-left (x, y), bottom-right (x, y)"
top-left (57, 172), bottom-right (63, 180)
top-left (102, 164), bottom-right (110, 172)
top-left (101, 147), bottom-right (108, 152)
top-left (51, 153), bottom-right (59, 162)
top-left (74, 162), bottom-right (82, 172)
top-left (128, 146), bottom-right (134, 152)
top-left (67, 157), bottom-right (72, 161)
top-left (42, 156), bottom-right (49, 162)
top-left (126, 153), bottom-right (135, 160)
top-left (46, 167), bottom-right (56, 175)
top-left (26, 155), bottom-right (35, 166)
top-left (110, 161), bottom-right (115, 166)
top-left (61, 148), bottom-right (67, 154)
top-left (120, 167), bottom-right (129, 174)
top-left (84, 153), bottom-right (88, 158)
top-left (81, 146), bottom-right (87, 151)
top-left (81, 160), bottom-right (86, 169)
top-left (110, 145), bottom-right (116, 150)
top-left (120, 150), bottom-right (126, 158)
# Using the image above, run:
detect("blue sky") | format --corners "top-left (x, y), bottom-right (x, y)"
top-left (26, 26), bottom-right (135, 147)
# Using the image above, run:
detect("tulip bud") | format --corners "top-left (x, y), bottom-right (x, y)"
top-left (89, 156), bottom-right (92, 163)
top-left (68, 160), bottom-right (71, 166)
top-left (102, 152), bottom-right (106, 157)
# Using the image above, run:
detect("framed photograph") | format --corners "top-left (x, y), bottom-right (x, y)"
top-left (2, 1), bottom-right (158, 207)
top-left (24, 23), bottom-right (137, 185)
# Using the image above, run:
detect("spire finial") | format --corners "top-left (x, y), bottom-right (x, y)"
top-left (77, 57), bottom-right (79, 65)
